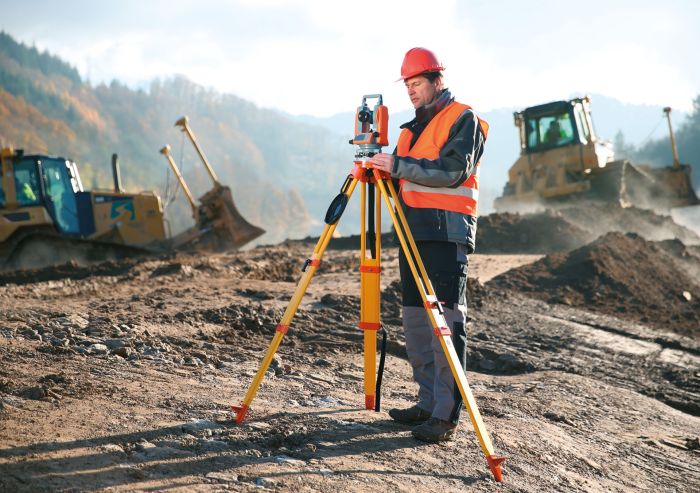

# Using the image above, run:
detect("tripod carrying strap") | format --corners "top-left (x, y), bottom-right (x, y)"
top-left (374, 325), bottom-right (387, 411)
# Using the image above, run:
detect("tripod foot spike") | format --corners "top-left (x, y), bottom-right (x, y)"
top-left (486, 455), bottom-right (506, 482)
top-left (232, 404), bottom-right (249, 424)
top-left (365, 395), bottom-right (375, 410)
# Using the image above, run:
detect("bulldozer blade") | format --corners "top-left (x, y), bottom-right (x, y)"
top-left (609, 160), bottom-right (700, 210)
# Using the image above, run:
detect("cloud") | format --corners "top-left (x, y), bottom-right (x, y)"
top-left (2, 0), bottom-right (698, 115)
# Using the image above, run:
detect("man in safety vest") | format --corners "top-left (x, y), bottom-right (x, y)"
top-left (370, 47), bottom-right (487, 443)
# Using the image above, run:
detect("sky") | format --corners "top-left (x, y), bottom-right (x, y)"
top-left (2, 0), bottom-right (699, 117)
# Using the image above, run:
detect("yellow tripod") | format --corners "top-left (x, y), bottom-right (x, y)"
top-left (233, 94), bottom-right (506, 482)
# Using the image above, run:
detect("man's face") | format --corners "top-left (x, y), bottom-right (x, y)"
top-left (405, 75), bottom-right (440, 109)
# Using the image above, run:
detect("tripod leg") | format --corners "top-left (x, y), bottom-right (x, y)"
top-left (233, 176), bottom-right (361, 424)
top-left (373, 172), bottom-right (506, 482)
top-left (360, 181), bottom-right (381, 409)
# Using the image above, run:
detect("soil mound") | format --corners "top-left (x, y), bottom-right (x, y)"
top-left (477, 204), bottom-right (700, 254)
top-left (477, 210), bottom-right (591, 253)
top-left (558, 204), bottom-right (700, 245)
top-left (489, 232), bottom-right (700, 336)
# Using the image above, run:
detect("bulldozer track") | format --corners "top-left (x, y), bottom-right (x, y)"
top-left (0, 229), bottom-right (152, 274)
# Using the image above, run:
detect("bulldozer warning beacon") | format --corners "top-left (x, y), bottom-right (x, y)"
top-left (495, 96), bottom-right (699, 213)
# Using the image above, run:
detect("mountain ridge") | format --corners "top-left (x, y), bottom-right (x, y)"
top-left (0, 31), bottom-right (358, 244)
top-left (1, 30), bottom-right (697, 233)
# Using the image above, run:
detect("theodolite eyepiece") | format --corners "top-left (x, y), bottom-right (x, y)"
top-left (358, 108), bottom-right (372, 123)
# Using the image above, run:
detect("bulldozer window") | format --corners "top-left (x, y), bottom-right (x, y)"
top-left (42, 158), bottom-right (80, 234)
top-left (527, 119), bottom-right (538, 148)
top-left (527, 113), bottom-right (575, 150)
top-left (573, 103), bottom-right (591, 143)
top-left (13, 159), bottom-right (42, 206)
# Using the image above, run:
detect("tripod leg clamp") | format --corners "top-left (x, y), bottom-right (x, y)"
top-left (302, 258), bottom-right (321, 272)
top-left (424, 296), bottom-right (445, 315)
top-left (433, 326), bottom-right (452, 337)
top-left (359, 321), bottom-right (381, 330)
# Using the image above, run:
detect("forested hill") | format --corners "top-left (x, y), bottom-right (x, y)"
top-left (0, 31), bottom-right (354, 243)
top-left (3, 30), bottom-right (697, 244)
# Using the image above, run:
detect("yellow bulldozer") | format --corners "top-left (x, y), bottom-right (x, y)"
top-left (494, 96), bottom-right (699, 212)
top-left (0, 117), bottom-right (264, 271)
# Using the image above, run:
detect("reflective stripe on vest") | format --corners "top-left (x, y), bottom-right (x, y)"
top-left (397, 101), bottom-right (488, 216)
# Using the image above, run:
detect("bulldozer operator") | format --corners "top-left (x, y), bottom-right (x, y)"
top-left (16, 169), bottom-right (39, 205)
top-left (544, 119), bottom-right (562, 145)
top-left (369, 47), bottom-right (488, 443)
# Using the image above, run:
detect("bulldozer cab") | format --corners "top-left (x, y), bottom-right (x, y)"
top-left (513, 96), bottom-right (614, 172)
top-left (515, 96), bottom-right (613, 169)
top-left (522, 103), bottom-right (582, 150)
top-left (2, 152), bottom-right (83, 235)
top-left (496, 97), bottom-right (613, 209)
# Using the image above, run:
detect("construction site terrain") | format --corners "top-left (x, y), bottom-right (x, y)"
top-left (1, 205), bottom-right (699, 492)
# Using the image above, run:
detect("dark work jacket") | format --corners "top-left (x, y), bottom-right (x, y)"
top-left (391, 89), bottom-right (486, 253)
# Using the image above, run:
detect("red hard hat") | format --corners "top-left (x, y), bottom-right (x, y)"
top-left (398, 47), bottom-right (445, 81)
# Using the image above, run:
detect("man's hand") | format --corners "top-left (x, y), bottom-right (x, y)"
top-left (368, 153), bottom-right (394, 175)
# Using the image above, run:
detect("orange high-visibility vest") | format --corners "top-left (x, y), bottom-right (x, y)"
top-left (397, 101), bottom-right (488, 216)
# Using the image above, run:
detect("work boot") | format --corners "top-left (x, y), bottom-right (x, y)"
top-left (411, 417), bottom-right (457, 443)
top-left (388, 404), bottom-right (431, 424)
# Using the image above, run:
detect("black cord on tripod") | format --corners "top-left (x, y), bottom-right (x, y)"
top-left (374, 325), bottom-right (388, 411)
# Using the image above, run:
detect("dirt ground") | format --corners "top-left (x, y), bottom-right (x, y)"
top-left (1, 240), bottom-right (698, 492)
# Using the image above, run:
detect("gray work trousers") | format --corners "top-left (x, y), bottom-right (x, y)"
top-left (399, 241), bottom-right (468, 424)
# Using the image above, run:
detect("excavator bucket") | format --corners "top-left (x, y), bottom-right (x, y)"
top-left (167, 117), bottom-right (265, 251)
top-left (196, 185), bottom-right (265, 250)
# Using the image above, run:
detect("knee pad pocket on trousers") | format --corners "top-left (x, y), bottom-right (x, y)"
top-left (457, 263), bottom-right (468, 306)
top-left (432, 269), bottom-right (468, 308)
top-left (399, 242), bottom-right (469, 307)
top-left (451, 321), bottom-right (467, 368)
